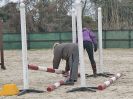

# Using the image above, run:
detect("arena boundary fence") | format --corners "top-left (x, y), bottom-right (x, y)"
top-left (2, 30), bottom-right (133, 49)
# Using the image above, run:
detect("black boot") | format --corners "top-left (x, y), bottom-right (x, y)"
top-left (64, 78), bottom-right (74, 85)
top-left (91, 64), bottom-right (97, 77)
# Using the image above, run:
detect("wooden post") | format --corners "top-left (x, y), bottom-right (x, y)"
top-left (0, 20), bottom-right (5, 69)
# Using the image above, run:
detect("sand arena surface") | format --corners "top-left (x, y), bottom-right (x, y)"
top-left (0, 49), bottom-right (133, 99)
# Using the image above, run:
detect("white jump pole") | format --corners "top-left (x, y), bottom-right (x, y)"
top-left (20, 3), bottom-right (29, 90)
top-left (98, 7), bottom-right (103, 73)
top-left (72, 5), bottom-right (77, 43)
top-left (47, 80), bottom-right (65, 92)
top-left (28, 64), bottom-right (65, 74)
top-left (76, 1), bottom-right (86, 87)
top-left (97, 73), bottom-right (122, 90)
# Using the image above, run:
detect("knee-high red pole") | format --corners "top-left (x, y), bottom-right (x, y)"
top-left (97, 73), bottom-right (122, 90)
top-left (28, 64), bottom-right (65, 74)
top-left (47, 80), bottom-right (65, 92)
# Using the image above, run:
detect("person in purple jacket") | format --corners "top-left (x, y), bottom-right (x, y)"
top-left (82, 27), bottom-right (97, 77)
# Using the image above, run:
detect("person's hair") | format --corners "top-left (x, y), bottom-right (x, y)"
top-left (83, 27), bottom-right (87, 31)
top-left (53, 42), bottom-right (59, 49)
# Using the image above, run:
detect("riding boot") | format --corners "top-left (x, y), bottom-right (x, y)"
top-left (91, 64), bottom-right (97, 77)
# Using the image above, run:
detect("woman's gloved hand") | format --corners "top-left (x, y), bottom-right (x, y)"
top-left (94, 44), bottom-right (97, 52)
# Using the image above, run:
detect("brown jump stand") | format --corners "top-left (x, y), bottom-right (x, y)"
top-left (0, 20), bottom-right (6, 70)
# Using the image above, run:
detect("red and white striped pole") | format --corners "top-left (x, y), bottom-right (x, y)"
top-left (28, 64), bottom-right (65, 74)
top-left (29, 64), bottom-right (81, 78)
top-left (97, 73), bottom-right (122, 90)
top-left (47, 80), bottom-right (65, 92)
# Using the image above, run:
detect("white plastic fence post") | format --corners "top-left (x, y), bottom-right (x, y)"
top-left (98, 7), bottom-right (103, 73)
top-left (72, 6), bottom-right (77, 43)
top-left (20, 3), bottom-right (29, 89)
top-left (76, 1), bottom-right (86, 87)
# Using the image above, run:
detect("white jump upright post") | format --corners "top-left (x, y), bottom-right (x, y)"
top-left (20, 2), bottom-right (29, 91)
top-left (76, 1), bottom-right (86, 87)
top-left (18, 3), bottom-right (44, 96)
top-left (67, 0), bottom-right (96, 92)
top-left (98, 7), bottom-right (103, 73)
top-left (72, 5), bottom-right (77, 43)
top-left (97, 7), bottom-right (113, 77)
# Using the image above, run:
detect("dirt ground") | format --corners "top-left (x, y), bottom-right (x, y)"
top-left (0, 49), bottom-right (133, 99)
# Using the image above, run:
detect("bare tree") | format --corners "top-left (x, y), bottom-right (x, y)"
top-left (89, 0), bottom-right (133, 30)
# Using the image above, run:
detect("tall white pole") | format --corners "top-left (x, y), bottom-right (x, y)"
top-left (98, 7), bottom-right (103, 73)
top-left (20, 3), bottom-right (29, 89)
top-left (76, 1), bottom-right (86, 87)
top-left (72, 6), bottom-right (77, 43)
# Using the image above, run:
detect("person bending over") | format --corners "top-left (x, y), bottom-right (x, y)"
top-left (53, 43), bottom-right (79, 85)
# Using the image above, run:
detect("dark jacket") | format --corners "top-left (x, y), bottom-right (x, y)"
top-left (53, 43), bottom-right (78, 69)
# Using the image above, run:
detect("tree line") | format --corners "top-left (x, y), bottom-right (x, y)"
top-left (0, 0), bottom-right (133, 33)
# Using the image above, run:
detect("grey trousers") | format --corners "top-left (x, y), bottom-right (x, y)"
top-left (69, 48), bottom-right (79, 81)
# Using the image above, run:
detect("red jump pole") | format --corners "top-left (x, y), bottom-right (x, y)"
top-left (47, 80), bottom-right (65, 92)
top-left (28, 64), bottom-right (65, 74)
top-left (97, 73), bottom-right (122, 90)
top-left (28, 64), bottom-right (81, 77)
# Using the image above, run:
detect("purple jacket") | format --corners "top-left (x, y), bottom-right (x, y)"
top-left (82, 28), bottom-right (97, 45)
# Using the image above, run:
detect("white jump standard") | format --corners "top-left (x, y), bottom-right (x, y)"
top-left (18, 3), bottom-right (44, 96)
